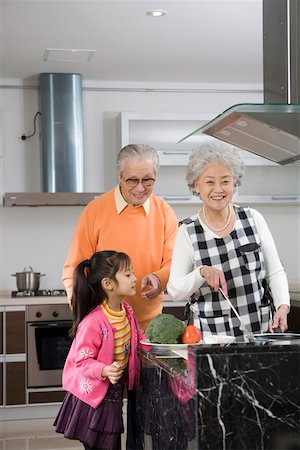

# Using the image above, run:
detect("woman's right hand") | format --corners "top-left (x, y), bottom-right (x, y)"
top-left (200, 265), bottom-right (228, 295)
top-left (102, 362), bottom-right (124, 384)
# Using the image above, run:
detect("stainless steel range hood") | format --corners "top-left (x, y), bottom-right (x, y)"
top-left (180, 103), bottom-right (300, 165)
top-left (4, 73), bottom-right (102, 206)
top-left (39, 73), bottom-right (85, 193)
top-left (179, 0), bottom-right (300, 165)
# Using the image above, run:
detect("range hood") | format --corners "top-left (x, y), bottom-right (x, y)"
top-left (179, 103), bottom-right (300, 165)
top-left (179, 0), bottom-right (300, 165)
top-left (3, 192), bottom-right (101, 207)
top-left (4, 73), bottom-right (102, 206)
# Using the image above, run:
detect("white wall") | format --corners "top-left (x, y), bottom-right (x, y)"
top-left (0, 81), bottom-right (299, 290)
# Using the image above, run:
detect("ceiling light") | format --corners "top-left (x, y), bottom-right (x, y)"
top-left (43, 48), bottom-right (96, 63)
top-left (146, 10), bottom-right (167, 17)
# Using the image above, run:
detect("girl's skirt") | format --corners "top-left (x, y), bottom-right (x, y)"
top-left (54, 380), bottom-right (124, 450)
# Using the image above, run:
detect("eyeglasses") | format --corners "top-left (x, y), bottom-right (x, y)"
top-left (123, 177), bottom-right (156, 188)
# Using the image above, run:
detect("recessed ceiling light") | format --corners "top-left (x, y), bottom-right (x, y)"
top-left (43, 48), bottom-right (96, 63)
top-left (146, 10), bottom-right (167, 17)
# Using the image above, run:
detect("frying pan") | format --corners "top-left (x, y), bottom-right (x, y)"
top-left (253, 333), bottom-right (300, 343)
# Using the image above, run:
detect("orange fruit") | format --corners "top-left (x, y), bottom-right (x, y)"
top-left (181, 325), bottom-right (201, 344)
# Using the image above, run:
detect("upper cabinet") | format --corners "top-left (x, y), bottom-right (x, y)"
top-left (118, 112), bottom-right (300, 205)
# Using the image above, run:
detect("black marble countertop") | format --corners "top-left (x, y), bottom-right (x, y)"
top-left (137, 342), bottom-right (300, 450)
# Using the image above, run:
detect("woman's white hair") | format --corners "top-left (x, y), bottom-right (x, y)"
top-left (186, 141), bottom-right (244, 196)
top-left (116, 144), bottom-right (160, 177)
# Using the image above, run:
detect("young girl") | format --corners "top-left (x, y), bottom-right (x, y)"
top-left (54, 250), bottom-right (146, 450)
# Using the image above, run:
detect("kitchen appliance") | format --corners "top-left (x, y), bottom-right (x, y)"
top-left (179, 0), bottom-right (300, 165)
top-left (11, 266), bottom-right (45, 291)
top-left (12, 289), bottom-right (66, 298)
top-left (26, 303), bottom-right (72, 388)
top-left (39, 72), bottom-right (84, 192)
top-left (3, 72), bottom-right (99, 207)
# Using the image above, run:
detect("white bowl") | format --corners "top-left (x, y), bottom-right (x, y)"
top-left (203, 335), bottom-right (236, 344)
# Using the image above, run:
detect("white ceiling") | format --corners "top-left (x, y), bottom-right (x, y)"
top-left (0, 0), bottom-right (263, 86)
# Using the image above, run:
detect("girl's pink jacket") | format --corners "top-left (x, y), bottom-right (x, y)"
top-left (62, 301), bottom-right (146, 408)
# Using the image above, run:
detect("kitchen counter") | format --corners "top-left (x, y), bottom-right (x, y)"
top-left (1, 285), bottom-right (299, 307)
top-left (136, 341), bottom-right (300, 449)
top-left (0, 291), bottom-right (187, 308)
top-left (0, 291), bottom-right (69, 307)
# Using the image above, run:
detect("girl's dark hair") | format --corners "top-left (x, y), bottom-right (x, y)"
top-left (69, 250), bottom-right (131, 337)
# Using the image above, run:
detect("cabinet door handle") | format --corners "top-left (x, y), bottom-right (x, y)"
top-left (271, 195), bottom-right (298, 201)
top-left (162, 151), bottom-right (190, 155)
top-left (163, 196), bottom-right (191, 201)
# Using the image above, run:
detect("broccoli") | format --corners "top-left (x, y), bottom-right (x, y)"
top-left (146, 313), bottom-right (185, 344)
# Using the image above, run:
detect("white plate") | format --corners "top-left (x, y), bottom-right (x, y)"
top-left (172, 349), bottom-right (189, 359)
top-left (140, 339), bottom-right (201, 350)
top-left (202, 335), bottom-right (236, 344)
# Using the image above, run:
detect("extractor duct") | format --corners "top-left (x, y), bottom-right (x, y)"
top-left (179, 0), bottom-right (300, 165)
top-left (39, 73), bottom-right (84, 192)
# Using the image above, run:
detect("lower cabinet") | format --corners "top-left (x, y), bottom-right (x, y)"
top-left (6, 361), bottom-right (26, 405)
top-left (0, 362), bottom-right (3, 406)
top-left (1, 305), bottom-right (66, 411)
top-left (6, 310), bottom-right (25, 354)
top-left (28, 390), bottom-right (66, 404)
top-left (163, 305), bottom-right (185, 321)
top-left (289, 304), bottom-right (300, 333)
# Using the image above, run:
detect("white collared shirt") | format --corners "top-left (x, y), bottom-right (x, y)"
top-left (114, 185), bottom-right (150, 215)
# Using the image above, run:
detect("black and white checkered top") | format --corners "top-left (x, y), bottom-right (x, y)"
top-left (181, 206), bottom-right (273, 337)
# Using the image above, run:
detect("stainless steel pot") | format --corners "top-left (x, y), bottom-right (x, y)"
top-left (11, 266), bottom-right (45, 291)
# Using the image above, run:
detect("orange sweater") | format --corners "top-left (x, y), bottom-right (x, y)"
top-left (62, 189), bottom-right (178, 330)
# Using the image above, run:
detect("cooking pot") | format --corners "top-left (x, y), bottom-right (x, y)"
top-left (11, 266), bottom-right (45, 291)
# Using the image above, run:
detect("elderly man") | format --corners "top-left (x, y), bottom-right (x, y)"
top-left (62, 143), bottom-right (178, 450)
top-left (62, 143), bottom-right (178, 330)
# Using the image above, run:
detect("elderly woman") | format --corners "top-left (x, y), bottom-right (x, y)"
top-left (167, 143), bottom-right (290, 338)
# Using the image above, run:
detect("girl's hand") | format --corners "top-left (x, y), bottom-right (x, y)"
top-left (269, 304), bottom-right (289, 332)
top-left (102, 362), bottom-right (124, 384)
top-left (200, 265), bottom-right (228, 295)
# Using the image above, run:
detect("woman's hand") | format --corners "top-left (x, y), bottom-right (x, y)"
top-left (102, 362), bottom-right (124, 384)
top-left (141, 274), bottom-right (162, 299)
top-left (200, 265), bottom-right (228, 295)
top-left (269, 304), bottom-right (289, 332)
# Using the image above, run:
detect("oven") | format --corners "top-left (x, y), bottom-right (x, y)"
top-left (26, 303), bottom-right (73, 388)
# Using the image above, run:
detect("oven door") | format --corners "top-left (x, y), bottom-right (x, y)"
top-left (27, 320), bottom-right (72, 388)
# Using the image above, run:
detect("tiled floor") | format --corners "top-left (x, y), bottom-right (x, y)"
top-left (0, 418), bottom-right (82, 449)
top-left (0, 417), bottom-right (127, 450)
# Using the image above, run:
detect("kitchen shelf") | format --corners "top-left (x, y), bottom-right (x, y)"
top-left (3, 192), bottom-right (102, 207)
top-left (157, 149), bottom-right (278, 166)
top-left (159, 194), bottom-right (300, 206)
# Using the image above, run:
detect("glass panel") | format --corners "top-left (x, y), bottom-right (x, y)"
top-left (178, 103), bottom-right (300, 165)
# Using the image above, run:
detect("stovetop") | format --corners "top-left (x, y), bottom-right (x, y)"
top-left (11, 289), bottom-right (67, 298)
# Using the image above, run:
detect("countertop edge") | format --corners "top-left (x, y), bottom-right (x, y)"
top-left (0, 290), bottom-right (299, 307)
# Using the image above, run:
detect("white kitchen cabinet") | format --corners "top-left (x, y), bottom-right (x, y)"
top-left (118, 112), bottom-right (300, 205)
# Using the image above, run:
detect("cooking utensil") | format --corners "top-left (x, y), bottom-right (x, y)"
top-left (11, 266), bottom-right (45, 291)
top-left (253, 333), bottom-right (300, 341)
top-left (219, 288), bottom-right (256, 342)
top-left (253, 332), bottom-right (300, 345)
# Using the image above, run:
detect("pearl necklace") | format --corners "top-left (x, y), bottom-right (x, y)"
top-left (202, 204), bottom-right (232, 232)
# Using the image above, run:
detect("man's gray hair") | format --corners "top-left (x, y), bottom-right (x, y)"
top-left (116, 144), bottom-right (160, 176)
top-left (186, 142), bottom-right (244, 195)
